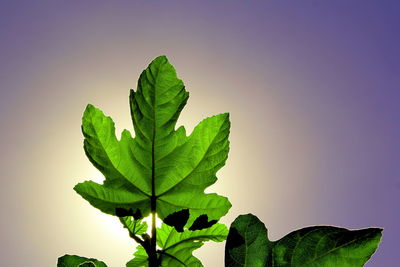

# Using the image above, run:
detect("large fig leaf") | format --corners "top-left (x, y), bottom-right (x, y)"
top-left (74, 55), bottom-right (231, 225)
top-left (225, 214), bottom-right (382, 267)
top-left (128, 222), bottom-right (228, 266)
top-left (57, 254), bottom-right (107, 267)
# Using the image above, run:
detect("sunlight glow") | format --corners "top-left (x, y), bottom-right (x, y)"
top-left (91, 169), bottom-right (106, 183)
top-left (142, 214), bottom-right (163, 235)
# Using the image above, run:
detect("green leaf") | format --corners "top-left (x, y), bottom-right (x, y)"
top-left (155, 112), bottom-right (231, 225)
top-left (225, 214), bottom-right (270, 267)
top-left (157, 222), bottom-right (228, 266)
top-left (127, 246), bottom-right (149, 267)
top-left (225, 214), bottom-right (383, 267)
top-left (74, 55), bottom-right (231, 225)
top-left (126, 222), bottom-right (228, 266)
top-left (57, 254), bottom-right (107, 267)
top-left (120, 216), bottom-right (148, 236)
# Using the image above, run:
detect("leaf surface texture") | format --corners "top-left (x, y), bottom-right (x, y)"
top-left (128, 222), bottom-right (228, 266)
top-left (225, 214), bottom-right (382, 267)
top-left (74, 55), bottom-right (231, 225)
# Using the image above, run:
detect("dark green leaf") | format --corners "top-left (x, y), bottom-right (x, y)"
top-left (189, 214), bottom-right (218, 231)
top-left (225, 214), bottom-right (382, 267)
top-left (225, 214), bottom-right (269, 267)
top-left (57, 254), bottom-right (107, 267)
top-left (164, 209), bottom-right (189, 232)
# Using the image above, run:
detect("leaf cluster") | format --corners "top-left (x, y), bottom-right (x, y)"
top-left (58, 56), bottom-right (382, 267)
top-left (60, 56), bottom-right (231, 266)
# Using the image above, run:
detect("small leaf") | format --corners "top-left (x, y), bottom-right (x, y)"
top-left (157, 222), bottom-right (228, 266)
top-left (57, 254), bottom-right (107, 267)
top-left (126, 246), bottom-right (148, 267)
top-left (120, 216), bottom-right (148, 236)
top-left (225, 214), bottom-right (383, 267)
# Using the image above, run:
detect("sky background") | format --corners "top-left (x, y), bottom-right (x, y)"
top-left (1, 1), bottom-right (399, 266)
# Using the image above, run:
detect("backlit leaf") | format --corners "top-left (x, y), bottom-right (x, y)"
top-left (120, 216), bottom-right (148, 236)
top-left (126, 246), bottom-right (148, 267)
top-left (157, 222), bottom-right (228, 266)
top-left (74, 55), bottom-right (231, 227)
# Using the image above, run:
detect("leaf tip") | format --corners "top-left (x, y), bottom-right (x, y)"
top-left (371, 227), bottom-right (384, 242)
top-left (72, 182), bottom-right (82, 194)
top-left (83, 103), bottom-right (96, 115)
top-left (151, 55), bottom-right (169, 66)
top-left (82, 103), bottom-right (100, 121)
top-left (73, 180), bottom-right (91, 194)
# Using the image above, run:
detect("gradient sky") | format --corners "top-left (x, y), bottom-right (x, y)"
top-left (1, 1), bottom-right (399, 266)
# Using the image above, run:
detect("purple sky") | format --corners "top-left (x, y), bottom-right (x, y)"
top-left (1, 1), bottom-right (399, 266)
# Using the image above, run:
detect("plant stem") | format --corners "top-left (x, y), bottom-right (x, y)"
top-left (148, 200), bottom-right (158, 266)
top-left (149, 86), bottom-right (159, 267)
